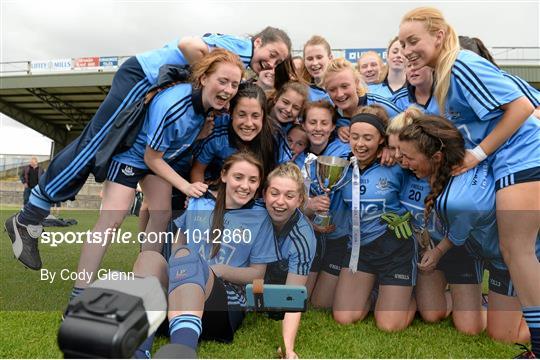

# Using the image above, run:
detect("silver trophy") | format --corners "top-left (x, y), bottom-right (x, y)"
top-left (305, 155), bottom-right (351, 227)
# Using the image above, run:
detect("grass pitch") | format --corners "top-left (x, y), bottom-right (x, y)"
top-left (0, 207), bottom-right (523, 358)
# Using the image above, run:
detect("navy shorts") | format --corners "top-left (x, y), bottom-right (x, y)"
top-left (495, 166), bottom-right (540, 191)
top-left (344, 230), bottom-right (417, 286)
top-left (310, 235), bottom-right (348, 276)
top-left (485, 263), bottom-right (517, 297)
top-left (201, 276), bottom-right (245, 343)
top-left (106, 160), bottom-right (150, 189)
top-left (436, 244), bottom-right (483, 285)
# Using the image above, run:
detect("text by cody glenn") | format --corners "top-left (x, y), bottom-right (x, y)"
top-left (40, 268), bottom-right (134, 284)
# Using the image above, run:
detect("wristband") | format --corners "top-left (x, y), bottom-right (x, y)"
top-left (468, 146), bottom-right (487, 162)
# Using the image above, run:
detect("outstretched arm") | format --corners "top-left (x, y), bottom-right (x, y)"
top-left (210, 263), bottom-right (267, 285)
top-left (178, 36), bottom-right (210, 64)
top-left (281, 273), bottom-right (308, 359)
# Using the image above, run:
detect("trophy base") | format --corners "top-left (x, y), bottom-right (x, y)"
top-left (313, 213), bottom-right (331, 228)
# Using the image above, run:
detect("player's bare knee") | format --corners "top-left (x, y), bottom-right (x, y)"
top-left (375, 312), bottom-right (409, 332)
top-left (453, 316), bottom-right (484, 335)
top-left (332, 310), bottom-right (363, 325)
top-left (419, 310), bottom-right (446, 323)
top-left (487, 325), bottom-right (516, 343)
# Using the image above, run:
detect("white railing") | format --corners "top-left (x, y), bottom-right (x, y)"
top-left (1, 47), bottom-right (538, 76)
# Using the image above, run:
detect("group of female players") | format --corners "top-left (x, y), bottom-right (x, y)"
top-left (5, 6), bottom-right (539, 359)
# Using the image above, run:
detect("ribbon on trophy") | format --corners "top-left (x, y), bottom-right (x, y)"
top-left (349, 156), bottom-right (361, 273)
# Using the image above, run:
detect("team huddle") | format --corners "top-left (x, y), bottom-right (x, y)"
top-left (4, 6), bottom-right (540, 359)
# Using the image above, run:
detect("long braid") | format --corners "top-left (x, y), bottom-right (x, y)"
top-left (399, 110), bottom-right (465, 248)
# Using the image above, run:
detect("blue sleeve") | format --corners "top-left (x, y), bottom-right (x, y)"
top-left (287, 223), bottom-right (316, 276)
top-left (147, 88), bottom-right (191, 152)
top-left (202, 34), bottom-right (252, 68)
top-left (445, 211), bottom-right (475, 246)
top-left (275, 132), bottom-right (293, 164)
top-left (367, 93), bottom-right (401, 118)
top-left (392, 89), bottom-right (411, 112)
top-left (503, 72), bottom-right (540, 107)
top-left (451, 51), bottom-right (523, 121)
top-left (249, 215), bottom-right (278, 264)
top-left (196, 136), bottom-right (220, 165)
top-left (173, 211), bottom-right (187, 231)
top-left (336, 116), bottom-right (350, 129)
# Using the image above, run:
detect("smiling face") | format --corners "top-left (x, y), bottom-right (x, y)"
top-left (399, 20), bottom-right (443, 70)
top-left (257, 69), bottom-right (275, 90)
top-left (231, 97), bottom-right (264, 142)
top-left (303, 107), bottom-right (335, 151)
top-left (251, 38), bottom-right (289, 74)
top-left (264, 176), bottom-right (303, 227)
top-left (324, 68), bottom-right (359, 115)
top-left (387, 40), bottom-right (405, 71)
top-left (398, 140), bottom-right (434, 179)
top-left (200, 62), bottom-right (242, 111)
top-left (287, 127), bottom-right (309, 156)
top-left (222, 160), bottom-right (261, 209)
top-left (271, 89), bottom-right (304, 124)
top-left (304, 44), bottom-right (332, 82)
top-left (358, 55), bottom-right (382, 84)
top-left (349, 122), bottom-right (384, 166)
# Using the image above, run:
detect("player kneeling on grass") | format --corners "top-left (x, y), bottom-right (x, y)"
top-left (140, 152), bottom-right (278, 358)
top-left (389, 110), bottom-right (484, 335)
top-left (332, 106), bottom-right (417, 332)
top-left (397, 111), bottom-right (536, 344)
top-left (263, 162), bottom-right (317, 358)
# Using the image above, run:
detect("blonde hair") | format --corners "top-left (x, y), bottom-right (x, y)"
top-left (358, 51), bottom-right (386, 84)
top-left (401, 7), bottom-right (459, 114)
top-left (322, 58), bottom-right (367, 97)
top-left (190, 48), bottom-right (244, 89)
top-left (387, 107), bottom-right (423, 135)
top-left (265, 162), bottom-right (307, 208)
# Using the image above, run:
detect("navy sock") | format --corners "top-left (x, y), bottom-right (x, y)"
top-left (134, 333), bottom-right (155, 359)
top-left (169, 314), bottom-right (202, 351)
top-left (523, 306), bottom-right (540, 357)
top-left (69, 287), bottom-right (85, 301)
top-left (18, 203), bottom-right (49, 226)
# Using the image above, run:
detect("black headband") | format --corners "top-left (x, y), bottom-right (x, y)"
top-left (350, 113), bottom-right (386, 135)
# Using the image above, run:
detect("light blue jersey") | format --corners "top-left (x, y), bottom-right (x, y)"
top-left (113, 84), bottom-right (205, 169)
top-left (398, 171), bottom-right (431, 232)
top-left (336, 94), bottom-right (401, 129)
top-left (338, 162), bottom-right (407, 246)
top-left (426, 162), bottom-right (537, 271)
top-left (194, 114), bottom-right (236, 166)
top-left (447, 50), bottom-right (540, 180)
top-left (136, 34), bottom-right (252, 84)
top-left (368, 77), bottom-right (406, 101)
top-left (502, 71), bottom-right (540, 108)
top-left (274, 209), bottom-right (317, 276)
top-left (308, 84), bottom-right (332, 103)
top-left (275, 124), bottom-right (294, 164)
top-left (294, 136), bottom-right (351, 169)
top-left (175, 195), bottom-right (277, 306)
top-left (393, 83), bottom-right (440, 115)
top-left (302, 138), bottom-right (351, 241)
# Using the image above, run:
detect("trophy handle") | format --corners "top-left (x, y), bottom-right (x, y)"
top-left (332, 161), bottom-right (352, 191)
